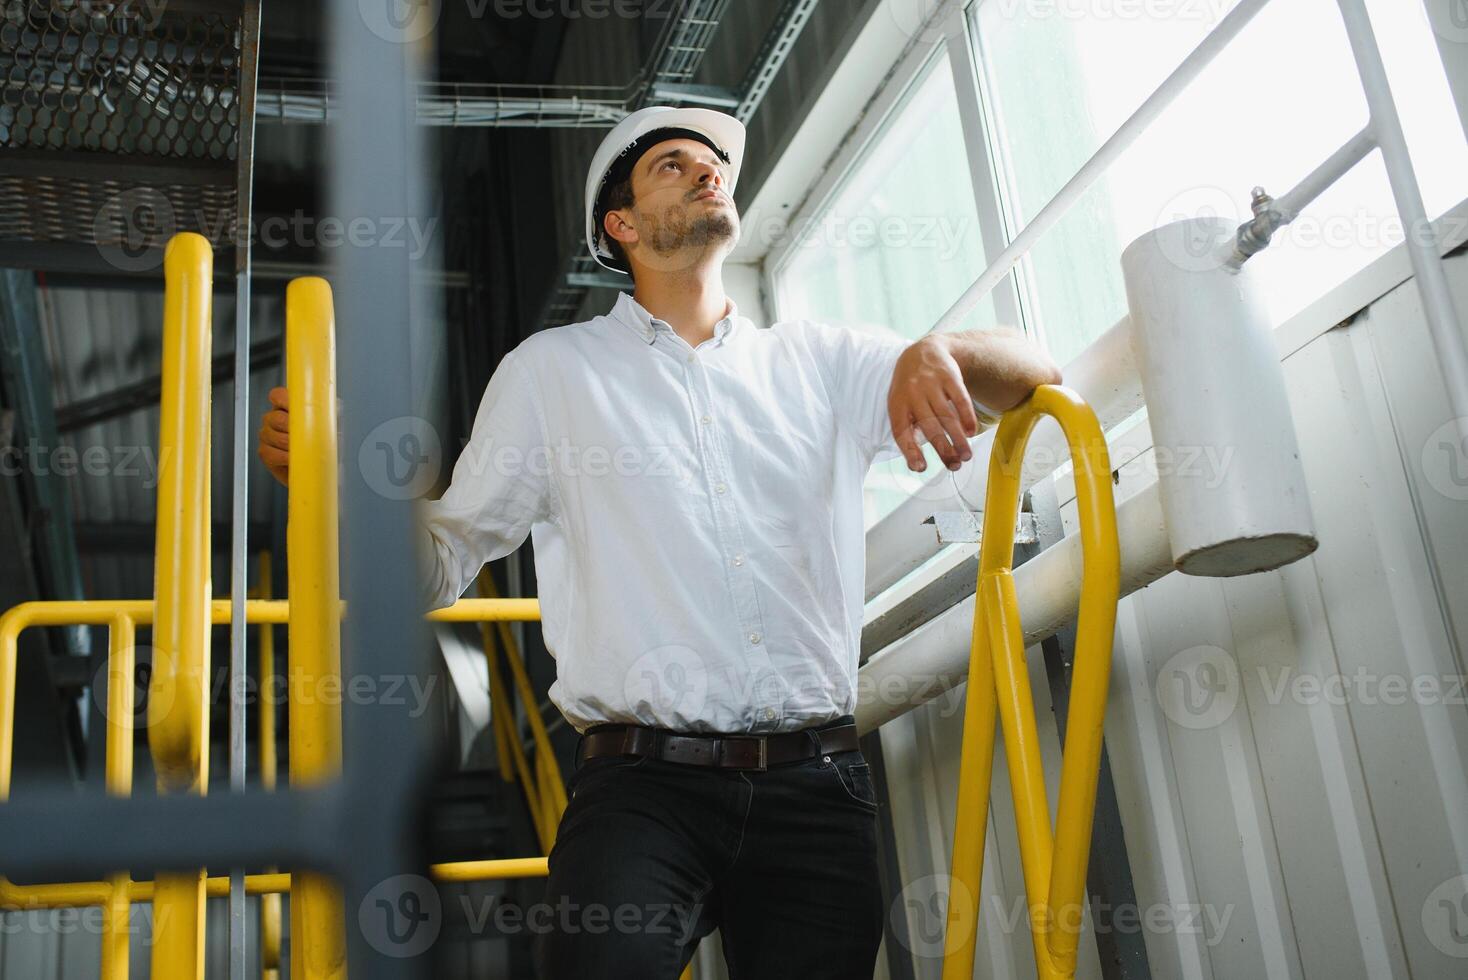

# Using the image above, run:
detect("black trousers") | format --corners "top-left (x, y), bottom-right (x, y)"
top-left (531, 716), bottom-right (885, 979)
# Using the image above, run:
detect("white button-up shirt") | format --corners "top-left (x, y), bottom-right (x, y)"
top-left (419, 289), bottom-right (912, 734)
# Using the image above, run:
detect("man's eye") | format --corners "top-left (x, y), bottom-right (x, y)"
top-left (663, 161), bottom-right (681, 172)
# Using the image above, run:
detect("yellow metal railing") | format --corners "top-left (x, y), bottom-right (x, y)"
top-left (0, 605), bottom-right (554, 901)
top-left (0, 241), bottom-right (691, 977)
top-left (149, 232), bottom-right (215, 979)
top-left (251, 552), bottom-right (282, 980)
top-left (470, 569), bottom-right (568, 850)
top-left (285, 276), bottom-right (347, 980)
top-left (941, 385), bottom-right (1120, 980)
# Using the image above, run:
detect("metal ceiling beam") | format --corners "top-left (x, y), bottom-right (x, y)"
top-left (647, 81), bottom-right (740, 108)
top-left (568, 268), bottom-right (639, 290)
top-left (734, 0), bottom-right (819, 123)
top-left (645, 0), bottom-right (734, 88)
top-left (254, 78), bottom-right (631, 127)
top-left (54, 334), bottom-right (283, 433)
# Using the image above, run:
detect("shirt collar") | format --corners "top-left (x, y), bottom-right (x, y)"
top-left (611, 290), bottom-right (741, 346)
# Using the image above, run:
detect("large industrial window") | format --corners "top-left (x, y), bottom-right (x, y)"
top-left (970, 0), bottom-right (1468, 364)
top-left (772, 50), bottom-right (997, 527)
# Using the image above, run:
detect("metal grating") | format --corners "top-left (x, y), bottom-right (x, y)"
top-left (0, 176), bottom-right (233, 254)
top-left (0, 0), bottom-right (244, 274)
top-left (1, 1), bottom-right (240, 158)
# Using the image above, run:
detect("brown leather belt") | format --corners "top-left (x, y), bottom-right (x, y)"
top-left (577, 716), bottom-right (859, 772)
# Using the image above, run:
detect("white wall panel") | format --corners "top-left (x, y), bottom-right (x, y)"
top-left (880, 252), bottom-right (1468, 979)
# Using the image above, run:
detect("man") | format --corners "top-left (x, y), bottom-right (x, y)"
top-left (257, 105), bottom-right (1059, 978)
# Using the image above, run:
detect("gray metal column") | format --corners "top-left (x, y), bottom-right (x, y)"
top-left (229, 2), bottom-right (264, 978)
top-left (326, 0), bottom-right (442, 975)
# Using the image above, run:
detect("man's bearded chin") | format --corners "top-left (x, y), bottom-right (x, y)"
top-left (645, 206), bottom-right (738, 255)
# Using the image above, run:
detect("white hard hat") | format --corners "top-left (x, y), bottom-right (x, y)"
top-left (584, 105), bottom-right (746, 275)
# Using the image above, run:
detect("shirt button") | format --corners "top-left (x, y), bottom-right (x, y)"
top-left (700, 414), bottom-right (711, 424)
top-left (732, 554), bottom-right (744, 566)
top-left (748, 632), bottom-right (762, 645)
top-left (714, 482), bottom-right (727, 494)
top-left (762, 707), bottom-right (776, 721)
top-left (686, 353), bottom-right (695, 363)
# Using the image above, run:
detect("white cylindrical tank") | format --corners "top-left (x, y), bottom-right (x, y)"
top-left (1121, 217), bottom-right (1317, 576)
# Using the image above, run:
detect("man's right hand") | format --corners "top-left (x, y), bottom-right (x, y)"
top-left (258, 386), bottom-right (289, 487)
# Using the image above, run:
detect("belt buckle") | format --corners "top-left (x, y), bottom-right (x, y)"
top-left (724, 735), bottom-right (767, 772)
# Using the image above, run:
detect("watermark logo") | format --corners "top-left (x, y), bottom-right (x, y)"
top-left (622, 646), bottom-right (710, 720)
top-left (93, 188), bottom-right (177, 273)
top-left (359, 416), bottom-right (443, 500)
top-left (892, 873), bottom-right (974, 957)
top-left (1421, 417), bottom-right (1468, 502)
top-left (89, 646), bottom-right (162, 725)
top-left (358, 0), bottom-right (440, 44)
top-left (1155, 645), bottom-right (1240, 729)
top-left (1423, 874), bottom-right (1468, 958)
top-left (18, 0), bottom-right (174, 31)
top-left (0, 439), bottom-right (170, 487)
top-left (1149, 185), bottom-right (1242, 273)
top-left (887, 0), bottom-right (955, 44)
top-left (1423, 0), bottom-right (1468, 47)
top-left (359, 874), bottom-right (442, 957)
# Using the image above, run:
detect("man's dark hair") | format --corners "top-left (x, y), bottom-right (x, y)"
top-left (600, 171), bottom-right (636, 278)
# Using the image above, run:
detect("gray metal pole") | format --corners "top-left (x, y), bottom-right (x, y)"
top-left (229, 4), bottom-right (263, 979)
top-left (327, 0), bottom-right (441, 976)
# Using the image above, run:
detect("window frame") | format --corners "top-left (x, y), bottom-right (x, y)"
top-left (763, 0), bottom-right (1032, 340)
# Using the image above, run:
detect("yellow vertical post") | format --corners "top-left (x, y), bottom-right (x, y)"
top-left (474, 568), bottom-right (513, 785)
top-left (149, 231), bottom-right (214, 980)
top-left (485, 653), bottom-right (545, 845)
top-left (101, 614), bottom-right (136, 980)
top-left (258, 552), bottom-right (284, 980)
top-left (286, 277), bottom-right (348, 980)
top-left (938, 581), bottom-right (1000, 980)
top-left (1040, 392), bottom-right (1119, 971)
top-left (536, 749), bottom-right (557, 848)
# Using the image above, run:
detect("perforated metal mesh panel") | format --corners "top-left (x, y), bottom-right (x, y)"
top-left (0, 0), bottom-right (244, 272)
top-left (1, 1), bottom-right (240, 158)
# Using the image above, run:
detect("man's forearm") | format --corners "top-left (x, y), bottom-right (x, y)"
top-left (931, 326), bottom-right (1061, 414)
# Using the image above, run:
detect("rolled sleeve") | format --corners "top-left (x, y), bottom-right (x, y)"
top-left (417, 349), bottom-right (555, 611)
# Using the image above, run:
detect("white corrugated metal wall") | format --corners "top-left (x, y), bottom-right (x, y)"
top-left (0, 897), bottom-right (263, 978)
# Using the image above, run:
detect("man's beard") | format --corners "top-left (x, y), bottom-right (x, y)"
top-left (641, 205), bottom-right (737, 257)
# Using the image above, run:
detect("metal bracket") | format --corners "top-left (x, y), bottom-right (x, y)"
top-left (923, 511), bottom-right (1038, 546)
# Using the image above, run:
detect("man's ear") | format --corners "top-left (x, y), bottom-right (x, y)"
top-left (603, 208), bottom-right (638, 249)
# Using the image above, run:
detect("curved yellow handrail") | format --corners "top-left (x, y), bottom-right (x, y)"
top-left (941, 385), bottom-right (1120, 980)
